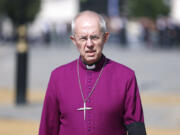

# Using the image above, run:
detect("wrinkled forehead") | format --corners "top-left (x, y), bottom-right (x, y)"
top-left (74, 16), bottom-right (101, 35)
top-left (75, 11), bottom-right (100, 23)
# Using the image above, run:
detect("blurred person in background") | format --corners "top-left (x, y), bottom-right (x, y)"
top-left (39, 10), bottom-right (146, 135)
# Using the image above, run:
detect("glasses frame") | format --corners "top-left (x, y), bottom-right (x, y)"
top-left (73, 33), bottom-right (105, 44)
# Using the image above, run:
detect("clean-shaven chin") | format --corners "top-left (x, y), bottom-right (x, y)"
top-left (85, 55), bottom-right (96, 63)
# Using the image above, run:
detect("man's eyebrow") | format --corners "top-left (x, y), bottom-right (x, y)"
top-left (79, 35), bottom-right (87, 38)
top-left (91, 35), bottom-right (99, 37)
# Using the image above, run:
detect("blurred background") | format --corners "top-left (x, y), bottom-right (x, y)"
top-left (0, 0), bottom-right (180, 134)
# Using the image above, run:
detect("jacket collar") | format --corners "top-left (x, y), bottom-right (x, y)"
top-left (78, 54), bottom-right (106, 71)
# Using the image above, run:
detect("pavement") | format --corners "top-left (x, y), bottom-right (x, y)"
top-left (0, 42), bottom-right (180, 135)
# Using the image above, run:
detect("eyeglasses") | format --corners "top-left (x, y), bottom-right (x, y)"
top-left (73, 33), bottom-right (105, 43)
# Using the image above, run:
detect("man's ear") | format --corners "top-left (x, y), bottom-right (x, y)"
top-left (70, 35), bottom-right (76, 45)
top-left (103, 32), bottom-right (109, 43)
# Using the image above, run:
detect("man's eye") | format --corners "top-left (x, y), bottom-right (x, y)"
top-left (80, 37), bottom-right (87, 40)
top-left (91, 36), bottom-right (99, 40)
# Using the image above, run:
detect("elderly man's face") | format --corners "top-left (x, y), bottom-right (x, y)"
top-left (71, 16), bottom-right (109, 65)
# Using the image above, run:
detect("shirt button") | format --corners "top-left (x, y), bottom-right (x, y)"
top-left (88, 120), bottom-right (91, 124)
top-left (88, 127), bottom-right (91, 132)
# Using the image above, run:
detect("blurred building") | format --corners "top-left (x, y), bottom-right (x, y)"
top-left (28, 0), bottom-right (79, 43)
top-left (170, 0), bottom-right (180, 24)
top-left (39, 0), bottom-right (79, 23)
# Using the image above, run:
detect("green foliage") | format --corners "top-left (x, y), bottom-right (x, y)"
top-left (127, 0), bottom-right (170, 20)
top-left (0, 0), bottom-right (41, 25)
top-left (80, 0), bottom-right (88, 3)
top-left (0, 0), bottom-right (6, 12)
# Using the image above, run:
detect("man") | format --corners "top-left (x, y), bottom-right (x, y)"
top-left (39, 10), bottom-right (146, 135)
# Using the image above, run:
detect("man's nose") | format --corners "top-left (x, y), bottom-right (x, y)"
top-left (86, 38), bottom-right (93, 47)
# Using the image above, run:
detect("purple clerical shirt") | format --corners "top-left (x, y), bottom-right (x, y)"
top-left (39, 55), bottom-right (145, 135)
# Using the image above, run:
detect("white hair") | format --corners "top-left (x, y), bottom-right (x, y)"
top-left (71, 11), bottom-right (107, 35)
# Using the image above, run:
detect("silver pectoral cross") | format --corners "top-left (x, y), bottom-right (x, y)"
top-left (77, 102), bottom-right (92, 120)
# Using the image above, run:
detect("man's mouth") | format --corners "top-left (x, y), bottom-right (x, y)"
top-left (86, 51), bottom-right (96, 56)
top-left (86, 50), bottom-right (96, 53)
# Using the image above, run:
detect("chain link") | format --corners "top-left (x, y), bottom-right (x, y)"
top-left (77, 58), bottom-right (106, 103)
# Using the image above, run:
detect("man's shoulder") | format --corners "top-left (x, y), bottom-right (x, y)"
top-left (51, 59), bottom-right (77, 75)
top-left (107, 59), bottom-right (135, 76)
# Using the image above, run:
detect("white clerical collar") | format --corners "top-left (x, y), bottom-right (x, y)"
top-left (79, 54), bottom-right (105, 70)
top-left (86, 64), bottom-right (96, 70)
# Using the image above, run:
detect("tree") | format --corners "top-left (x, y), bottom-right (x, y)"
top-left (127, 0), bottom-right (170, 20)
top-left (0, 0), bottom-right (41, 104)
top-left (80, 0), bottom-right (108, 15)
top-left (0, 0), bottom-right (40, 25)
